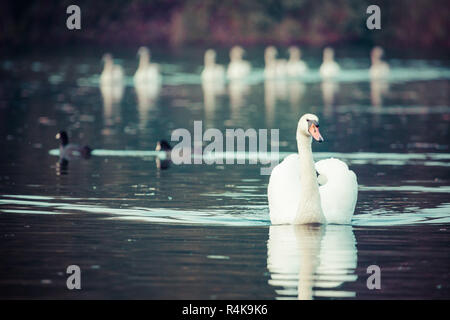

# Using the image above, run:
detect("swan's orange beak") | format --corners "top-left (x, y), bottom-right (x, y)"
top-left (309, 123), bottom-right (324, 142)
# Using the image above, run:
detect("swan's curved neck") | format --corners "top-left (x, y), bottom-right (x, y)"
top-left (104, 59), bottom-right (114, 71)
top-left (295, 134), bottom-right (325, 224)
top-left (139, 54), bottom-right (149, 69)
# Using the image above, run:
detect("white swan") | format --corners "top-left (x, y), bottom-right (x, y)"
top-left (319, 47), bottom-right (340, 79)
top-left (369, 46), bottom-right (390, 79)
top-left (268, 113), bottom-right (358, 225)
top-left (201, 49), bottom-right (225, 82)
top-left (100, 53), bottom-right (124, 85)
top-left (227, 46), bottom-right (251, 80)
top-left (264, 46), bottom-right (287, 79)
top-left (134, 47), bottom-right (161, 84)
top-left (286, 46), bottom-right (308, 77)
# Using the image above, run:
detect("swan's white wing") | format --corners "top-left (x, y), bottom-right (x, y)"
top-left (315, 158), bottom-right (358, 224)
top-left (146, 64), bottom-right (160, 81)
top-left (319, 62), bottom-right (340, 78)
top-left (227, 61), bottom-right (251, 79)
top-left (113, 65), bottom-right (124, 82)
top-left (268, 154), bottom-right (301, 224)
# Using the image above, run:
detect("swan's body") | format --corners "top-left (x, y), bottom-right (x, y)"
top-left (369, 46), bottom-right (390, 79)
top-left (227, 61), bottom-right (251, 79)
top-left (319, 47), bottom-right (340, 79)
top-left (286, 46), bottom-right (308, 77)
top-left (201, 49), bottom-right (225, 82)
top-left (100, 54), bottom-right (124, 85)
top-left (134, 47), bottom-right (160, 84)
top-left (268, 114), bottom-right (358, 225)
top-left (319, 62), bottom-right (340, 79)
top-left (370, 63), bottom-right (389, 79)
top-left (264, 46), bottom-right (287, 79)
top-left (227, 46), bottom-right (251, 80)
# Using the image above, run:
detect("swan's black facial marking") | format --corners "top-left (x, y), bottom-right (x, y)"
top-left (307, 119), bottom-right (324, 142)
top-left (307, 119), bottom-right (319, 127)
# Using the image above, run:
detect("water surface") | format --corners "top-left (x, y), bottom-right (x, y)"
top-left (0, 47), bottom-right (449, 299)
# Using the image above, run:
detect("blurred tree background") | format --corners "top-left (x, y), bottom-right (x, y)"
top-left (0, 0), bottom-right (448, 50)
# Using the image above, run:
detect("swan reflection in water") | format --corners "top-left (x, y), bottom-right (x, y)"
top-left (267, 224), bottom-right (357, 300)
top-left (100, 82), bottom-right (124, 126)
top-left (321, 79), bottom-right (338, 115)
top-left (370, 79), bottom-right (389, 108)
top-left (229, 79), bottom-right (250, 110)
top-left (135, 81), bottom-right (161, 129)
top-left (264, 79), bottom-right (306, 126)
top-left (288, 80), bottom-right (305, 112)
top-left (202, 80), bottom-right (226, 121)
top-left (264, 79), bottom-right (287, 126)
top-left (99, 53), bottom-right (125, 126)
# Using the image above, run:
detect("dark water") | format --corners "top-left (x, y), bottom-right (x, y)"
top-left (0, 47), bottom-right (449, 299)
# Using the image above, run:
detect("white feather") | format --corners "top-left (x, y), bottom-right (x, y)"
top-left (268, 155), bottom-right (358, 225)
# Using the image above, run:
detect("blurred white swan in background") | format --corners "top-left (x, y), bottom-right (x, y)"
top-left (100, 53), bottom-right (124, 85)
top-left (286, 46), bottom-right (308, 77)
top-left (134, 46), bottom-right (161, 84)
top-left (227, 46), bottom-right (251, 80)
top-left (201, 49), bottom-right (225, 82)
top-left (319, 47), bottom-right (340, 79)
top-left (99, 53), bottom-right (124, 126)
top-left (268, 114), bottom-right (358, 225)
top-left (267, 224), bottom-right (357, 300)
top-left (370, 46), bottom-right (390, 79)
top-left (264, 46), bottom-right (287, 79)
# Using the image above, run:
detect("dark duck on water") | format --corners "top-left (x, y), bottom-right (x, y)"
top-left (155, 140), bottom-right (172, 170)
top-left (56, 131), bottom-right (92, 161)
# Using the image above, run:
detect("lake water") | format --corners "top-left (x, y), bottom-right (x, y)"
top-left (0, 46), bottom-right (449, 299)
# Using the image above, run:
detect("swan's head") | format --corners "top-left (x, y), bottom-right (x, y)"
top-left (297, 114), bottom-right (324, 142)
top-left (102, 53), bottom-right (113, 64)
top-left (323, 47), bottom-right (334, 62)
top-left (138, 46), bottom-right (150, 58)
top-left (265, 46), bottom-right (278, 63)
top-left (230, 46), bottom-right (245, 61)
top-left (204, 49), bottom-right (217, 66)
top-left (288, 46), bottom-right (301, 61)
top-left (371, 46), bottom-right (384, 61)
